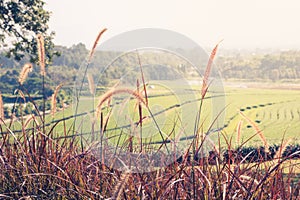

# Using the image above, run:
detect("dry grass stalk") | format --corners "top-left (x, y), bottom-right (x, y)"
top-left (136, 50), bottom-right (148, 106)
top-left (32, 114), bottom-right (40, 127)
top-left (236, 120), bottom-right (243, 145)
top-left (201, 41), bottom-right (222, 98)
top-left (136, 79), bottom-right (143, 128)
top-left (222, 183), bottom-right (227, 200)
top-left (274, 139), bottom-right (291, 160)
top-left (239, 111), bottom-right (269, 151)
top-left (207, 136), bottom-right (220, 155)
top-left (17, 89), bottom-right (27, 103)
top-left (96, 88), bottom-right (146, 118)
top-left (18, 63), bottom-right (33, 84)
top-left (88, 28), bottom-right (107, 62)
top-left (87, 73), bottom-right (95, 95)
top-left (24, 114), bottom-right (35, 129)
top-left (36, 34), bottom-right (46, 76)
top-left (51, 84), bottom-right (63, 117)
top-left (0, 92), bottom-right (4, 121)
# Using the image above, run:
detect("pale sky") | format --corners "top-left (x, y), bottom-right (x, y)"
top-left (44, 0), bottom-right (300, 49)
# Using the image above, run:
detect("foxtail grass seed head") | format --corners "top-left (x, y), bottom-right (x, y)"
top-left (36, 34), bottom-right (46, 76)
top-left (236, 120), bottom-right (243, 145)
top-left (51, 84), bottom-right (63, 117)
top-left (88, 28), bottom-right (107, 62)
top-left (87, 73), bottom-right (95, 95)
top-left (96, 88), bottom-right (146, 118)
top-left (18, 63), bottom-right (33, 84)
top-left (201, 41), bottom-right (221, 98)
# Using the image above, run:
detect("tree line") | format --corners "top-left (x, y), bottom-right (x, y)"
top-left (216, 50), bottom-right (300, 82)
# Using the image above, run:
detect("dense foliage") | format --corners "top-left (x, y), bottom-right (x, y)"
top-left (0, 0), bottom-right (57, 62)
top-left (1, 46), bottom-right (300, 87)
top-left (217, 50), bottom-right (300, 81)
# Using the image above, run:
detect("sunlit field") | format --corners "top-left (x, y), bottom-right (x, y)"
top-left (7, 83), bottom-right (300, 147)
top-left (1, 29), bottom-right (299, 199)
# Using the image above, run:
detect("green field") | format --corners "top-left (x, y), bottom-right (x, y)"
top-left (6, 82), bottom-right (300, 149)
top-left (223, 86), bottom-right (300, 146)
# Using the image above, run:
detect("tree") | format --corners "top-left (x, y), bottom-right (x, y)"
top-left (0, 0), bottom-right (58, 63)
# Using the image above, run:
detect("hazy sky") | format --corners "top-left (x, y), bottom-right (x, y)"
top-left (44, 0), bottom-right (300, 49)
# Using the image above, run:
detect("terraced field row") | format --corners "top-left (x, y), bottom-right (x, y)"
top-left (223, 87), bottom-right (300, 146)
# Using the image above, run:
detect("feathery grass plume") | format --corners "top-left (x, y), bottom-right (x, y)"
top-left (239, 111), bottom-right (269, 151)
top-left (18, 63), bottom-right (33, 84)
top-left (96, 88), bottom-right (146, 118)
top-left (88, 28), bottom-right (107, 62)
top-left (0, 92), bottom-right (4, 121)
top-left (236, 120), bottom-right (243, 145)
top-left (87, 73), bottom-right (95, 95)
top-left (201, 40), bottom-right (222, 98)
top-left (51, 84), bottom-right (63, 117)
top-left (36, 34), bottom-right (46, 76)
top-left (113, 171), bottom-right (130, 200)
top-left (274, 139), bottom-right (291, 160)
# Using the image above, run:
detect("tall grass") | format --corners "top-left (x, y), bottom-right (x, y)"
top-left (73, 28), bottom-right (107, 152)
top-left (0, 33), bottom-right (299, 199)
